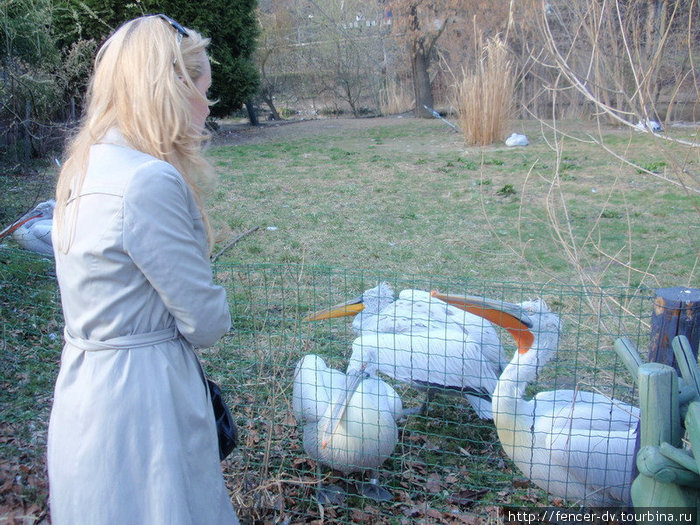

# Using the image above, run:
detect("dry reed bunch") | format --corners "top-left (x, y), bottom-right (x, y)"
top-left (454, 37), bottom-right (514, 146)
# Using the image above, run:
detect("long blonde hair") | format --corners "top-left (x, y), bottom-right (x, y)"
top-left (55, 15), bottom-right (215, 253)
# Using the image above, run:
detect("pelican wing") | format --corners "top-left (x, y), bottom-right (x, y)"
top-left (29, 221), bottom-right (53, 241)
top-left (533, 390), bottom-right (640, 433)
top-left (402, 290), bottom-right (506, 372)
top-left (358, 374), bottom-right (403, 419)
top-left (530, 391), bottom-right (638, 505)
top-left (544, 425), bottom-right (636, 504)
top-left (305, 375), bottom-right (401, 475)
top-left (391, 289), bottom-right (504, 340)
top-left (16, 220), bottom-right (53, 255)
top-left (350, 330), bottom-right (501, 395)
top-left (370, 290), bottom-right (433, 334)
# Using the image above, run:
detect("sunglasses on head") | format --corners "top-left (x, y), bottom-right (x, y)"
top-left (156, 13), bottom-right (189, 45)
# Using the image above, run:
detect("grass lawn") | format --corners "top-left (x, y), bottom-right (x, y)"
top-left (207, 117), bottom-right (698, 289)
top-left (0, 116), bottom-right (698, 523)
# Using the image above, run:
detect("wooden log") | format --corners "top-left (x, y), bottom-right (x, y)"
top-left (631, 363), bottom-right (692, 512)
top-left (637, 445), bottom-right (700, 486)
top-left (672, 335), bottom-right (700, 398)
top-left (631, 290), bottom-right (699, 490)
top-left (678, 384), bottom-right (700, 420)
top-left (686, 402), bottom-right (700, 476)
top-left (631, 471), bottom-right (700, 516)
top-left (659, 442), bottom-right (699, 476)
top-left (637, 363), bottom-right (681, 449)
top-left (614, 336), bottom-right (644, 385)
top-left (648, 287), bottom-right (700, 369)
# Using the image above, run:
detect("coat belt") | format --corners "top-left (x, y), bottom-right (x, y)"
top-left (63, 326), bottom-right (180, 351)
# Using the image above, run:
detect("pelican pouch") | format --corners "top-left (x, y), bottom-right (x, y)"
top-left (207, 379), bottom-right (238, 460)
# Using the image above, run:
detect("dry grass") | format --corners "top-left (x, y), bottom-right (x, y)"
top-left (454, 37), bottom-right (515, 146)
top-left (379, 78), bottom-right (414, 116)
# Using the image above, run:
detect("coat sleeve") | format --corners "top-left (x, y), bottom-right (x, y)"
top-left (122, 161), bottom-right (231, 347)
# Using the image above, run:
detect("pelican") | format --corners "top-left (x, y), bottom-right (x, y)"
top-left (292, 354), bottom-right (403, 503)
top-left (0, 200), bottom-right (55, 257)
top-left (432, 292), bottom-right (640, 507)
top-left (303, 283), bottom-right (507, 419)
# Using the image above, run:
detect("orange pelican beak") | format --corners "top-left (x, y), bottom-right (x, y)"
top-left (303, 295), bottom-right (365, 322)
top-left (431, 291), bottom-right (535, 354)
top-left (0, 213), bottom-right (43, 239)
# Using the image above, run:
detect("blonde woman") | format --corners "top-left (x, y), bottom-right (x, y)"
top-left (48, 15), bottom-right (238, 524)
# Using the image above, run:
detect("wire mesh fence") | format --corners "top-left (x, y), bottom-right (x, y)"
top-left (208, 262), bottom-right (654, 523)
top-left (1, 251), bottom-right (658, 523)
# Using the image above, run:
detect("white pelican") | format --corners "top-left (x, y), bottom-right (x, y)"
top-left (432, 292), bottom-right (640, 507)
top-left (0, 200), bottom-right (55, 257)
top-left (292, 354), bottom-right (403, 503)
top-left (303, 283), bottom-right (507, 419)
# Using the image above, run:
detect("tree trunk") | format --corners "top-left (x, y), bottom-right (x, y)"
top-left (648, 287), bottom-right (700, 370)
top-left (643, 0), bottom-right (667, 115)
top-left (262, 93), bottom-right (282, 121)
top-left (245, 100), bottom-right (259, 126)
top-left (407, 3), bottom-right (434, 119)
top-left (411, 38), bottom-right (434, 118)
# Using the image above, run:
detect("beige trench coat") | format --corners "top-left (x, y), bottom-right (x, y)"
top-left (48, 129), bottom-right (238, 524)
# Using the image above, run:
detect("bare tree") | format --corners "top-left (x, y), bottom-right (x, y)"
top-left (527, 0), bottom-right (699, 297)
top-left (256, 4), bottom-right (299, 119)
top-left (382, 0), bottom-right (513, 118)
top-left (282, 0), bottom-right (387, 115)
top-left (387, 0), bottom-right (453, 117)
top-left (536, 0), bottom-right (697, 127)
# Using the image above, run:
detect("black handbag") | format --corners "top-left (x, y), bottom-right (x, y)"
top-left (206, 379), bottom-right (238, 460)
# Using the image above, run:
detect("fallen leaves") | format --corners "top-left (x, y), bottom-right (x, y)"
top-left (0, 424), bottom-right (49, 524)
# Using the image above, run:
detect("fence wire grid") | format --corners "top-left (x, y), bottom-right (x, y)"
top-left (1, 250), bottom-right (659, 524)
top-left (208, 262), bottom-right (652, 524)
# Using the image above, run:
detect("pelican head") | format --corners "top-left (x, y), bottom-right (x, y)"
top-left (431, 292), bottom-right (563, 384)
top-left (303, 282), bottom-right (395, 330)
top-left (0, 200), bottom-right (55, 256)
top-left (0, 200), bottom-right (55, 239)
top-left (430, 292), bottom-right (564, 352)
top-left (515, 298), bottom-right (562, 353)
